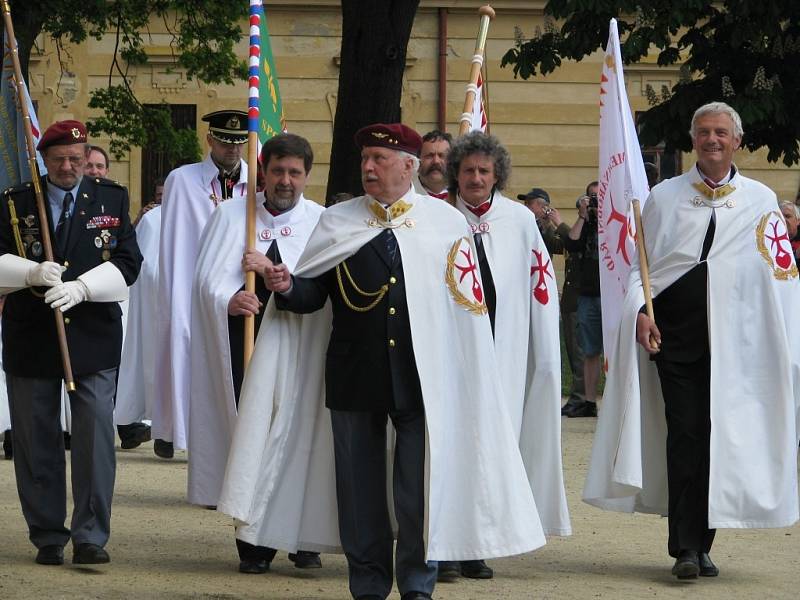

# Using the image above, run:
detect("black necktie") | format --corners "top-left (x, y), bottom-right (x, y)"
top-left (473, 233), bottom-right (496, 334)
top-left (56, 191), bottom-right (73, 252)
top-left (384, 229), bottom-right (398, 264)
top-left (699, 213), bottom-right (715, 262)
top-left (266, 239), bottom-right (281, 263)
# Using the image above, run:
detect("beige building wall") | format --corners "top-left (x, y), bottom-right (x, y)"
top-left (27, 0), bottom-right (800, 217)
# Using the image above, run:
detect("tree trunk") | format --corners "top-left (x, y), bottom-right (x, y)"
top-left (325, 0), bottom-right (420, 204)
top-left (6, 0), bottom-right (45, 84)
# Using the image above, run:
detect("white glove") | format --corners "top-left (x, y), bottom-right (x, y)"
top-left (78, 262), bottom-right (129, 302)
top-left (25, 261), bottom-right (65, 287)
top-left (44, 280), bottom-right (89, 312)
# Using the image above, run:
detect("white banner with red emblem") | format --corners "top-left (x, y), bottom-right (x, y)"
top-left (597, 19), bottom-right (650, 369)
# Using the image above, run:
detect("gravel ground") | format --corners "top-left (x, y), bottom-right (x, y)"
top-left (0, 414), bottom-right (797, 599)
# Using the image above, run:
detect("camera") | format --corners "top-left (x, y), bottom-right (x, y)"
top-left (576, 193), bottom-right (598, 224)
top-left (586, 192), bottom-right (598, 223)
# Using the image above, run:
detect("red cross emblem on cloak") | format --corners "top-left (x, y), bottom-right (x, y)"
top-left (531, 249), bottom-right (553, 305)
top-left (765, 220), bottom-right (793, 270)
top-left (756, 212), bottom-right (799, 280)
top-left (454, 246), bottom-right (483, 303)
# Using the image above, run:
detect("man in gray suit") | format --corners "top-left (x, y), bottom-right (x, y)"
top-left (0, 120), bottom-right (141, 566)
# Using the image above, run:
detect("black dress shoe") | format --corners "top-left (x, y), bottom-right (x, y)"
top-left (2, 429), bottom-right (11, 460)
top-left (119, 423), bottom-right (152, 450)
top-left (35, 545), bottom-right (64, 566)
top-left (566, 400), bottom-right (597, 418)
top-left (153, 438), bottom-right (174, 459)
top-left (288, 550), bottom-right (322, 568)
top-left (355, 596), bottom-right (383, 600)
top-left (699, 552), bottom-right (719, 577)
top-left (437, 560), bottom-right (461, 581)
top-left (73, 543), bottom-right (110, 565)
top-left (239, 558), bottom-right (269, 574)
top-left (460, 559), bottom-right (493, 579)
top-left (671, 549), bottom-right (699, 579)
top-left (400, 593), bottom-right (431, 600)
top-left (560, 403), bottom-right (576, 416)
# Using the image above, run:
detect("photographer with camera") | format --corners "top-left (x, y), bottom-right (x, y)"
top-left (520, 187), bottom-right (587, 414)
top-left (562, 181), bottom-right (601, 417)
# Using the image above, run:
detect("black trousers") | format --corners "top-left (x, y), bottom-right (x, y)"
top-left (331, 409), bottom-right (436, 599)
top-left (655, 353), bottom-right (716, 557)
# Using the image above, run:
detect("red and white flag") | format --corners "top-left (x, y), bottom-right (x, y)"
top-left (596, 19), bottom-right (650, 369)
top-left (462, 72), bottom-right (488, 133)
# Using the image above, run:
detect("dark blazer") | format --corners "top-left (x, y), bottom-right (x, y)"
top-left (0, 176), bottom-right (142, 377)
top-left (276, 232), bottom-right (423, 412)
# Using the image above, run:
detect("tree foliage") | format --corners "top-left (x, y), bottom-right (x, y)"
top-left (8, 0), bottom-right (248, 163)
top-left (501, 1), bottom-right (800, 166)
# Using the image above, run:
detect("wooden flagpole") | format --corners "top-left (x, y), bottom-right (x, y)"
top-left (458, 5), bottom-right (495, 136)
top-left (242, 0), bottom-right (263, 369)
top-left (632, 199), bottom-right (658, 349)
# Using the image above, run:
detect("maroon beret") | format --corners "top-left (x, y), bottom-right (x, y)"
top-left (37, 120), bottom-right (88, 152)
top-left (354, 123), bottom-right (423, 157)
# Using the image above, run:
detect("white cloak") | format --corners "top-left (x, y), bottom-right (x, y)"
top-left (455, 192), bottom-right (571, 536)
top-left (219, 191), bottom-right (547, 559)
top-left (115, 205), bottom-right (162, 426)
top-left (187, 195), bottom-right (323, 506)
top-left (154, 155), bottom-right (247, 449)
top-left (584, 167), bottom-right (800, 528)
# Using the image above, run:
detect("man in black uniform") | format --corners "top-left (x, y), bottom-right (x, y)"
top-left (262, 124), bottom-right (437, 600)
top-left (0, 120), bottom-right (142, 566)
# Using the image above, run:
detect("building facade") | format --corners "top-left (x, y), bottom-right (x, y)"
top-left (26, 0), bottom-right (800, 213)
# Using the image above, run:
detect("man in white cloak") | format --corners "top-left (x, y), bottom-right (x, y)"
top-left (414, 130), bottom-right (451, 201)
top-left (188, 134), bottom-right (324, 573)
top-left (583, 102), bottom-right (800, 580)
top-left (219, 123), bottom-right (546, 600)
top-left (115, 203), bottom-right (161, 448)
top-left (440, 131), bottom-right (571, 580)
top-left (153, 110), bottom-right (248, 458)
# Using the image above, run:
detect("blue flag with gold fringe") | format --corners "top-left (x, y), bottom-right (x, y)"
top-left (1, 31), bottom-right (43, 191)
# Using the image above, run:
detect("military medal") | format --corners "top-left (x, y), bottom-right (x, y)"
top-left (31, 241), bottom-right (42, 257)
top-left (102, 250), bottom-right (111, 261)
top-left (94, 236), bottom-right (103, 248)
